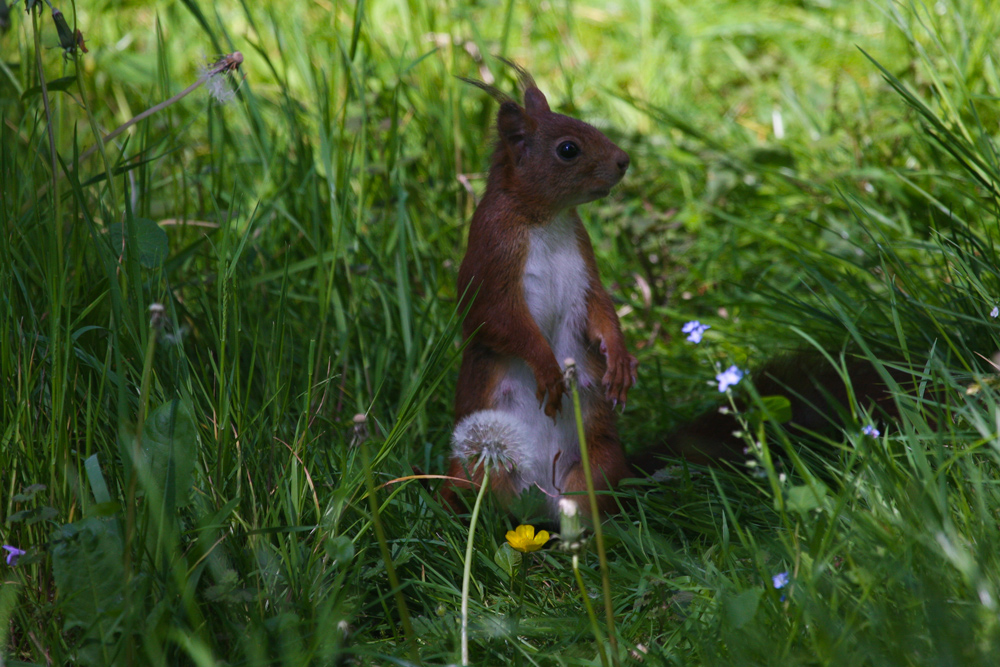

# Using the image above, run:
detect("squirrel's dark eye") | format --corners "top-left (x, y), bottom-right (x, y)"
top-left (556, 141), bottom-right (580, 161)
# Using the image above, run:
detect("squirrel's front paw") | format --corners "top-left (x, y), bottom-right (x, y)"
top-left (601, 347), bottom-right (638, 406)
top-left (535, 366), bottom-right (565, 419)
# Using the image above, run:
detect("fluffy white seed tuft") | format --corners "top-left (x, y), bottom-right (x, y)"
top-left (452, 410), bottom-right (531, 472)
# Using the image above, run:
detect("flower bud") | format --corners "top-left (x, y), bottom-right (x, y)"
top-left (51, 8), bottom-right (74, 52)
top-left (148, 302), bottom-right (165, 329)
top-left (563, 357), bottom-right (577, 387)
top-left (559, 498), bottom-right (584, 551)
top-left (351, 413), bottom-right (368, 448)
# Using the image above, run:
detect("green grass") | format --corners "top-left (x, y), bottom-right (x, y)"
top-left (4, 0), bottom-right (1000, 664)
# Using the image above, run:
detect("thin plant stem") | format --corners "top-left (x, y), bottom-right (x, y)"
top-left (22, 53), bottom-right (245, 215)
top-left (514, 552), bottom-right (528, 667)
top-left (460, 467), bottom-right (490, 666)
top-left (30, 9), bottom-right (58, 213)
top-left (30, 0), bottom-right (66, 522)
top-left (78, 80), bottom-right (197, 165)
top-left (22, 53), bottom-right (243, 218)
top-left (123, 311), bottom-right (159, 667)
top-left (358, 435), bottom-right (421, 664)
top-left (81, 53), bottom-right (244, 165)
top-left (572, 553), bottom-right (609, 667)
top-left (568, 363), bottom-right (619, 665)
top-left (74, 47), bottom-right (119, 218)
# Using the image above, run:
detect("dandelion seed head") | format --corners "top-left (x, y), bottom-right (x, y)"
top-left (160, 325), bottom-right (189, 346)
top-left (452, 410), bottom-right (529, 472)
top-left (206, 73), bottom-right (236, 104)
top-left (200, 52), bottom-right (243, 104)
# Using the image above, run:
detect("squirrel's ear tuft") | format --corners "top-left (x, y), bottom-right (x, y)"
top-left (458, 76), bottom-right (514, 105)
top-left (497, 101), bottom-right (534, 160)
top-left (523, 87), bottom-right (550, 116)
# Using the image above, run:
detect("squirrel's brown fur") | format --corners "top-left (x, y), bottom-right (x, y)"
top-left (442, 66), bottom-right (636, 518)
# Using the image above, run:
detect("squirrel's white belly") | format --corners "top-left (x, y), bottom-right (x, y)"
top-left (491, 213), bottom-right (591, 511)
top-left (522, 213), bottom-right (589, 354)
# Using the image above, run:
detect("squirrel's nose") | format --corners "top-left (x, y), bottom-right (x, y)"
top-left (617, 152), bottom-right (630, 175)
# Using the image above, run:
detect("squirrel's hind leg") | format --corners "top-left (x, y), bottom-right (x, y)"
top-left (559, 403), bottom-right (632, 516)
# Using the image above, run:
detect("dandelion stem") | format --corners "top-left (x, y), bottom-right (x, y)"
top-left (22, 54), bottom-right (244, 218)
top-left (572, 553), bottom-right (610, 667)
top-left (460, 467), bottom-right (490, 665)
top-left (77, 53), bottom-right (242, 166)
top-left (568, 365), bottom-right (619, 666)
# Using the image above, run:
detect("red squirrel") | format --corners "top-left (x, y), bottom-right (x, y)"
top-left (439, 66), bottom-right (912, 521)
top-left (442, 64), bottom-right (637, 520)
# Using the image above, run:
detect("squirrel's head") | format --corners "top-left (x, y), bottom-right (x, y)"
top-left (472, 64), bottom-right (630, 216)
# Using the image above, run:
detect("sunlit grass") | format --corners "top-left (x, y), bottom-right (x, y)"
top-left (3, 0), bottom-right (1000, 664)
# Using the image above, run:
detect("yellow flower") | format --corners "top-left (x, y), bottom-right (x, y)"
top-left (505, 524), bottom-right (549, 553)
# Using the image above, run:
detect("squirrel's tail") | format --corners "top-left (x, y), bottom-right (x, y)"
top-left (631, 356), bottom-right (911, 472)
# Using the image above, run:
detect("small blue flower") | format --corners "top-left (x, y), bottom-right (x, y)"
top-left (681, 320), bottom-right (710, 344)
top-left (3, 545), bottom-right (25, 567)
top-left (716, 365), bottom-right (744, 392)
top-left (991, 306), bottom-right (998, 319)
top-left (861, 424), bottom-right (880, 438)
top-left (772, 571), bottom-right (789, 589)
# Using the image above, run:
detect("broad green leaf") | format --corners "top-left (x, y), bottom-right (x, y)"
top-left (85, 454), bottom-right (111, 505)
top-left (51, 518), bottom-right (124, 656)
top-left (0, 578), bottom-right (20, 653)
top-left (20, 76), bottom-right (77, 102)
top-left (758, 395), bottom-right (793, 424)
top-left (324, 535), bottom-right (355, 568)
top-left (108, 218), bottom-right (169, 268)
top-left (27, 506), bottom-right (58, 525)
top-left (12, 483), bottom-right (46, 502)
top-left (493, 543), bottom-right (522, 579)
top-left (747, 395), bottom-right (793, 426)
top-left (139, 399), bottom-right (198, 507)
top-left (122, 400), bottom-right (198, 508)
top-left (8, 506), bottom-right (58, 524)
top-left (785, 482), bottom-right (828, 515)
top-left (724, 588), bottom-right (762, 629)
